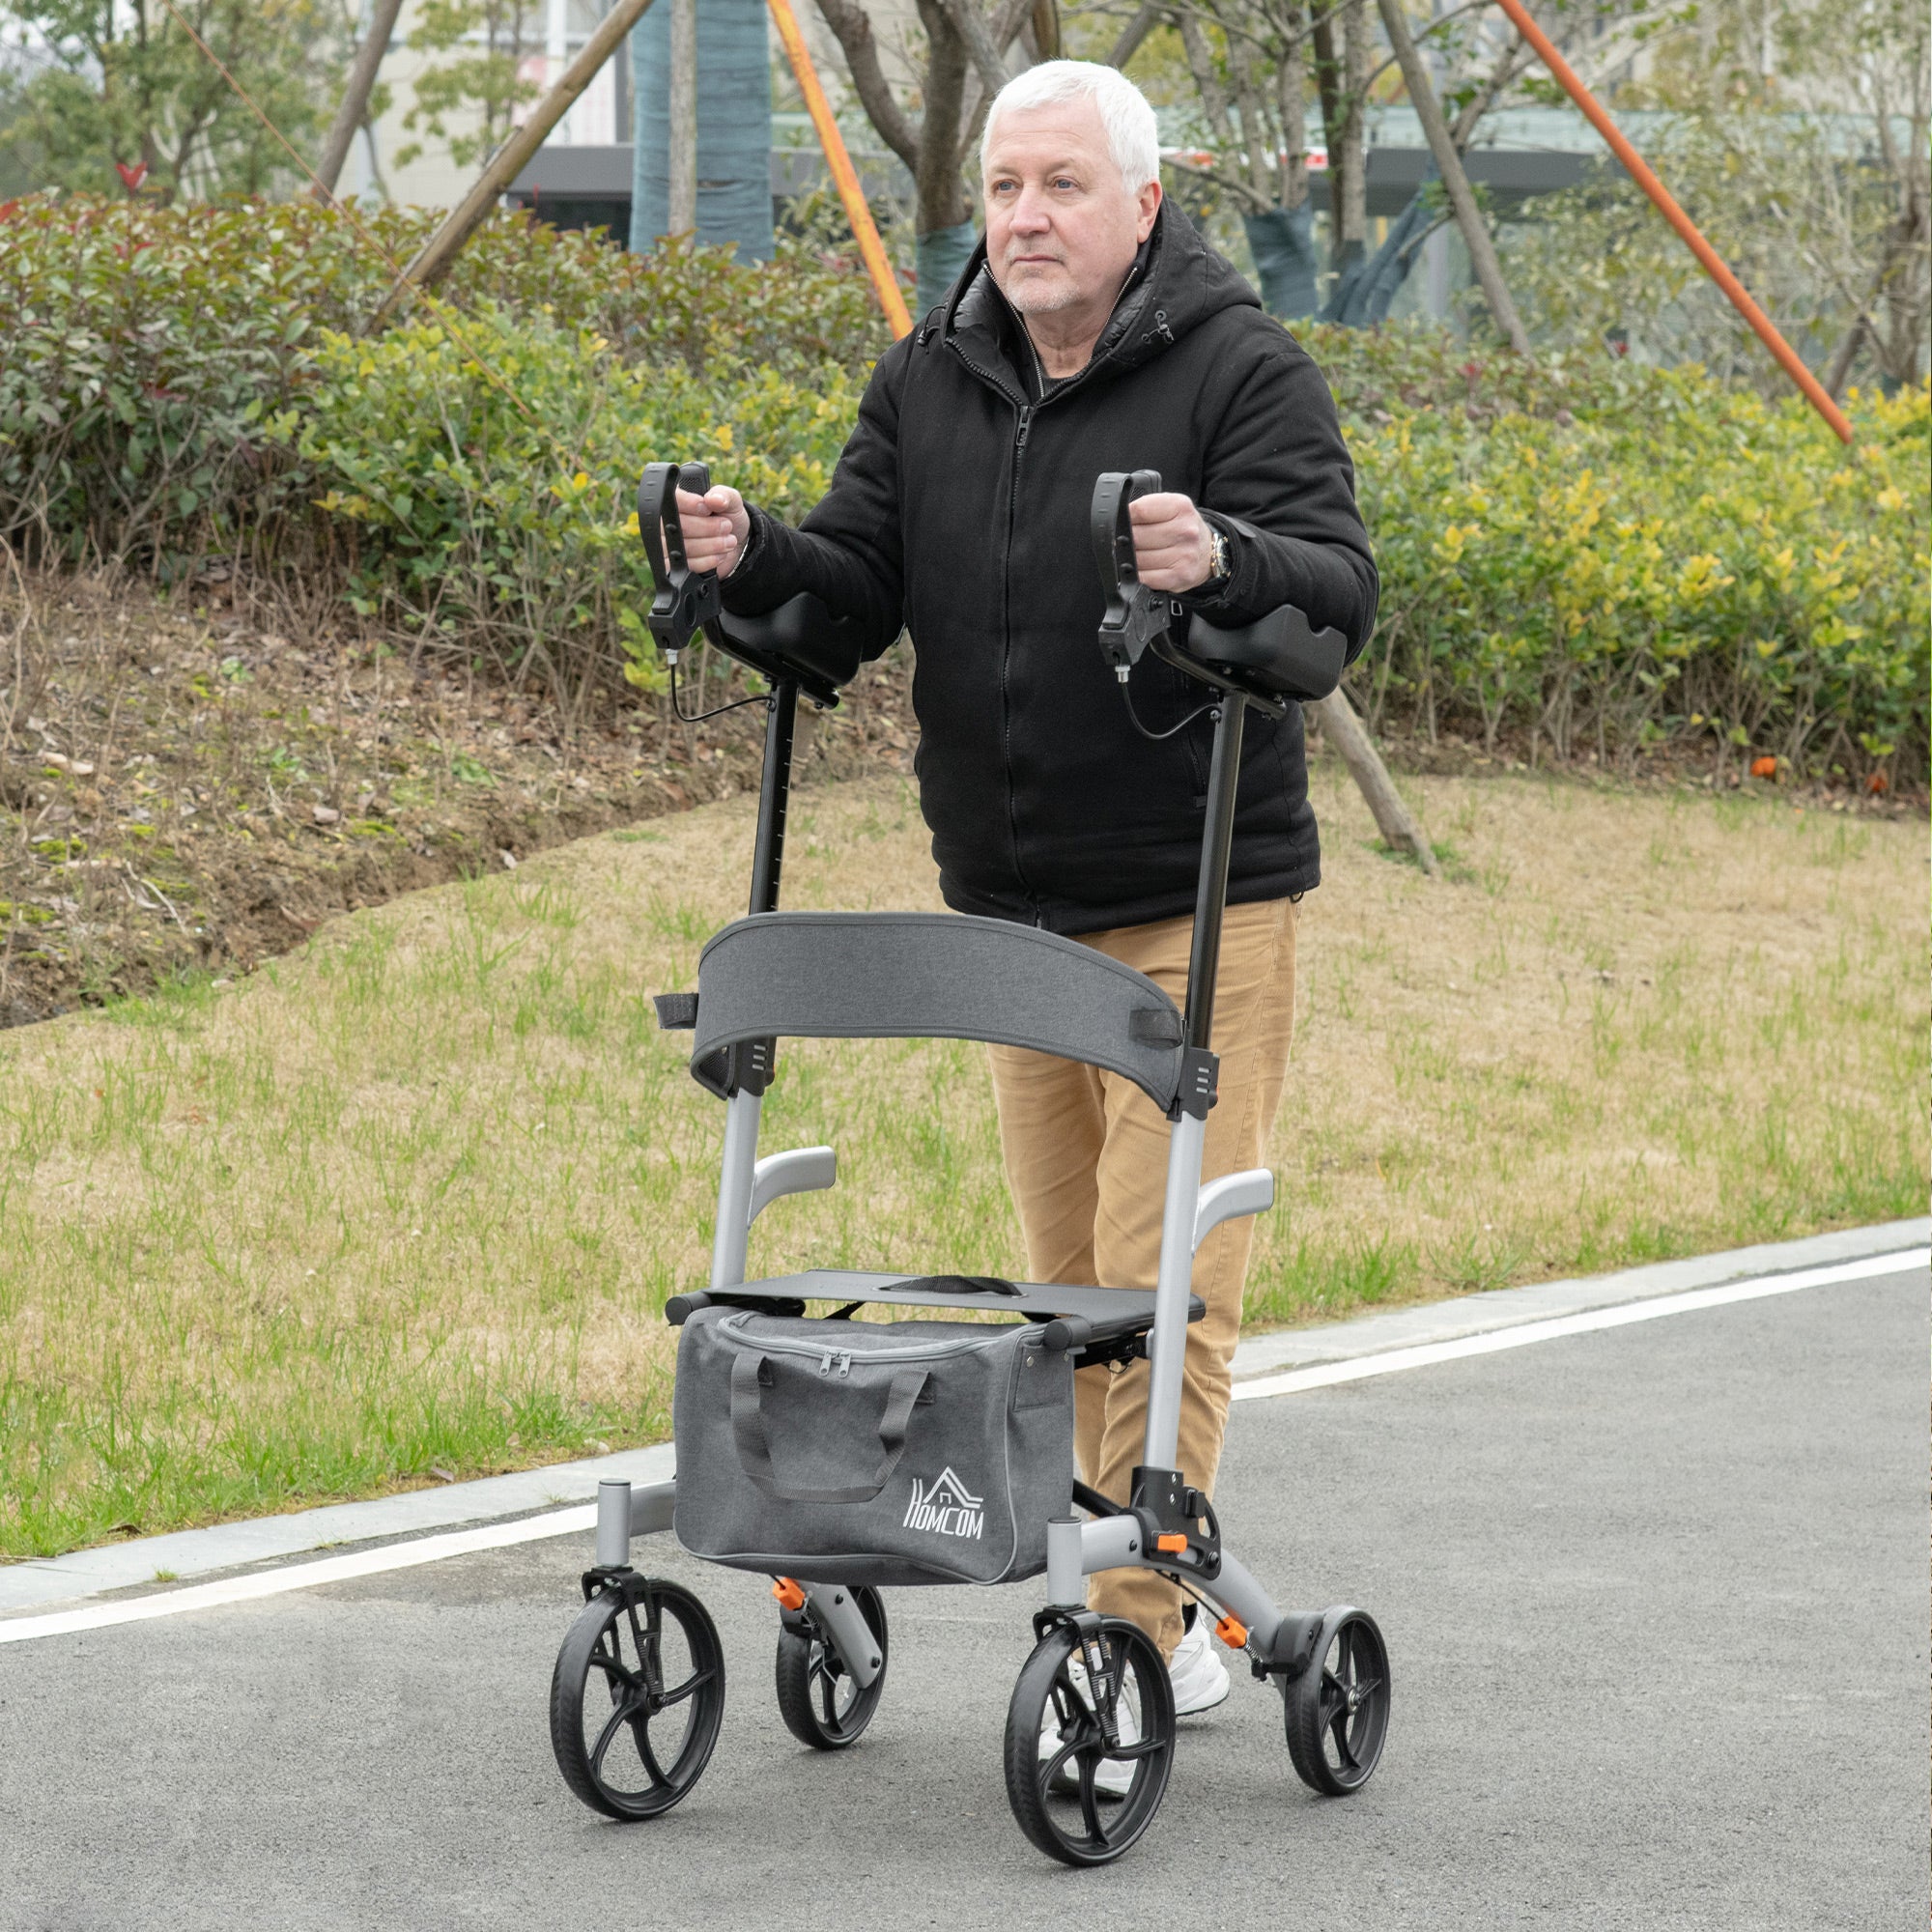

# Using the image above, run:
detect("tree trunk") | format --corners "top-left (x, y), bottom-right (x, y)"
top-left (313, 0), bottom-right (406, 199)
top-left (1339, 0), bottom-right (1369, 252)
top-left (668, 0), bottom-right (697, 234)
top-left (912, 0), bottom-right (973, 235)
top-left (1274, 3), bottom-right (1311, 213)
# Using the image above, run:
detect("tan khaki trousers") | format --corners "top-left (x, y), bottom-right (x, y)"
top-left (987, 896), bottom-right (1297, 1661)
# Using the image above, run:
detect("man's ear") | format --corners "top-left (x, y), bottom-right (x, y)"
top-left (1135, 179), bottom-right (1162, 243)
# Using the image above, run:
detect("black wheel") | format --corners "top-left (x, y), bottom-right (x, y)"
top-left (1003, 1618), bottom-right (1176, 1867)
top-left (774, 1584), bottom-right (889, 1750)
top-left (549, 1576), bottom-right (724, 1820)
top-left (1284, 1607), bottom-right (1389, 1796)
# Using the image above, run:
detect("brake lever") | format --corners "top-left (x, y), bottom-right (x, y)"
top-left (1092, 469), bottom-right (1174, 679)
top-left (638, 459), bottom-right (722, 664)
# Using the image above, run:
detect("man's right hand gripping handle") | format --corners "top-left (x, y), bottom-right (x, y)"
top-left (639, 461), bottom-right (720, 663)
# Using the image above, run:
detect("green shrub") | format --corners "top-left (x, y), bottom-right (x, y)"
top-left (0, 193), bottom-right (1923, 781)
top-left (1349, 372), bottom-right (1928, 783)
top-left (0, 194), bottom-right (888, 570)
top-left (274, 306), bottom-right (860, 691)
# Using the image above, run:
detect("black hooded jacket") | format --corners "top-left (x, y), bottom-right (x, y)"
top-left (721, 201), bottom-right (1377, 935)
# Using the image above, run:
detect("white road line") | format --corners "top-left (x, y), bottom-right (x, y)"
top-left (4, 1245), bottom-right (1922, 1647)
top-left (1230, 1247), bottom-right (1928, 1403)
top-left (0, 1506), bottom-right (593, 1647)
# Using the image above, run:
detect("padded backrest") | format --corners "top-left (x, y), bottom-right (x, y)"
top-left (693, 912), bottom-right (1185, 1113)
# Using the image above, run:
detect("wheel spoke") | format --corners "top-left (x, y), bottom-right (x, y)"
top-left (1329, 1706), bottom-right (1359, 1771)
top-left (656, 1663), bottom-right (717, 1708)
top-left (1108, 1733), bottom-right (1165, 1761)
top-left (812, 1655), bottom-right (841, 1728)
top-left (637, 1718), bottom-right (671, 1788)
top-left (1037, 1737), bottom-right (1083, 1795)
top-left (586, 1641), bottom-right (639, 1694)
top-left (1077, 1755), bottom-right (1104, 1842)
top-left (589, 1693), bottom-right (648, 1778)
top-left (1319, 1668), bottom-right (1348, 1728)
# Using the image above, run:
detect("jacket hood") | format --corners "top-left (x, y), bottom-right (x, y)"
top-left (938, 199), bottom-right (1262, 386)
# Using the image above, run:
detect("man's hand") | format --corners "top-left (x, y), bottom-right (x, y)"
top-left (675, 484), bottom-right (751, 579)
top-left (1128, 492), bottom-right (1218, 593)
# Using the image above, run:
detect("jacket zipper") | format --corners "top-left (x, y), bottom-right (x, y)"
top-left (1007, 400), bottom-right (1037, 922)
top-left (945, 329), bottom-right (1127, 927)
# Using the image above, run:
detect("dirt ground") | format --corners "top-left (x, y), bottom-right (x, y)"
top-left (0, 570), bottom-right (916, 1027)
top-left (3, 568), bottom-right (1914, 1031)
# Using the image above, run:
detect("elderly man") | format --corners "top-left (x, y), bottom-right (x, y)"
top-left (676, 60), bottom-right (1376, 1728)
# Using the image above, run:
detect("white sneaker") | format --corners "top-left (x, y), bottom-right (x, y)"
top-left (1167, 1615), bottom-right (1232, 1717)
top-left (1037, 1649), bottom-right (1142, 1801)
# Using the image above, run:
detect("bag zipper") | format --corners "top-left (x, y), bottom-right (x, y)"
top-left (720, 1312), bottom-right (1017, 1367)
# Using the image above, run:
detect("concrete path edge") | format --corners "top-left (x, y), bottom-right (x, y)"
top-left (5, 1216), bottom-right (1923, 1619)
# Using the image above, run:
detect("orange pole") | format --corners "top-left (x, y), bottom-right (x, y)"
top-left (766, 0), bottom-right (913, 339)
top-left (1490, 0), bottom-right (1852, 444)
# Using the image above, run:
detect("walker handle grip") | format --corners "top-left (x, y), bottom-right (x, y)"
top-left (1091, 469), bottom-right (1172, 676)
top-left (638, 459), bottom-right (721, 659)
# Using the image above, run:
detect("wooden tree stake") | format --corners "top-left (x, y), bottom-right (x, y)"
top-left (1315, 689), bottom-right (1440, 877)
top-left (1374, 0), bottom-right (1531, 356)
top-left (371, 0), bottom-right (658, 327)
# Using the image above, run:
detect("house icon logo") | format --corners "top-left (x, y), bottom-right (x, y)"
top-left (902, 1466), bottom-right (985, 1541)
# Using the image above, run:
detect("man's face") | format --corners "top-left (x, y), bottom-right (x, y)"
top-left (981, 96), bottom-right (1161, 321)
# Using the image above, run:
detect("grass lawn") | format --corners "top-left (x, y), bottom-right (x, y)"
top-left (2, 760), bottom-right (1923, 1559)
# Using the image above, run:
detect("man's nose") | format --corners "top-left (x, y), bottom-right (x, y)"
top-left (1009, 185), bottom-right (1052, 233)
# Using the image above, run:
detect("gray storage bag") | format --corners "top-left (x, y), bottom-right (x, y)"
top-left (672, 1305), bottom-right (1074, 1587)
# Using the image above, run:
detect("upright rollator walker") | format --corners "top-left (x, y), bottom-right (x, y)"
top-left (547, 462), bottom-right (1392, 1865)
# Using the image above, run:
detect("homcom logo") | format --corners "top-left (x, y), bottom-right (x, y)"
top-left (902, 1466), bottom-right (984, 1541)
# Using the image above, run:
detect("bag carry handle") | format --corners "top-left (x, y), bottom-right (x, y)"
top-left (729, 1353), bottom-right (930, 1505)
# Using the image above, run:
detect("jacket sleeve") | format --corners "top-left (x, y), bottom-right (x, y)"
top-left (718, 335), bottom-right (911, 663)
top-left (1183, 325), bottom-right (1379, 662)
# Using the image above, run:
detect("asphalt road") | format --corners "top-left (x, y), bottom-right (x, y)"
top-left (4, 1266), bottom-right (1925, 1932)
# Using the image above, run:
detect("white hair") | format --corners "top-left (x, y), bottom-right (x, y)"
top-left (979, 60), bottom-right (1161, 196)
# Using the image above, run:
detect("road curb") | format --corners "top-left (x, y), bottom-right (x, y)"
top-left (1228, 1215), bottom-right (1930, 1379)
top-left (5, 1218), bottom-right (1924, 1621)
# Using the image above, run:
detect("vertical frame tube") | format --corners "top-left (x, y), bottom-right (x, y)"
top-left (710, 1087), bottom-right (763, 1288)
top-left (1182, 697), bottom-right (1246, 1053)
top-left (595, 1478), bottom-right (632, 1569)
top-left (750, 681), bottom-right (797, 916)
top-left (1141, 1109), bottom-right (1208, 1470)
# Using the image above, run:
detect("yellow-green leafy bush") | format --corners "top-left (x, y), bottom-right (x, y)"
top-left (1350, 375), bottom-right (1928, 785)
top-left (0, 194), bottom-right (1923, 781)
top-left (272, 308), bottom-right (859, 691)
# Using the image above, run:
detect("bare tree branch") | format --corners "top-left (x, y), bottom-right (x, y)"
top-left (1109, 0), bottom-right (1167, 68)
top-left (814, 0), bottom-right (923, 171)
top-left (935, 0), bottom-right (1012, 100)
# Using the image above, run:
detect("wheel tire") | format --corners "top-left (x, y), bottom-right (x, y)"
top-left (1284, 1607), bottom-right (1389, 1796)
top-left (774, 1585), bottom-right (889, 1750)
top-left (1002, 1618), bottom-right (1175, 1867)
top-left (549, 1576), bottom-right (725, 1821)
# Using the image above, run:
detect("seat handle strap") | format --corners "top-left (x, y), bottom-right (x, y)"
top-left (729, 1354), bottom-right (929, 1505)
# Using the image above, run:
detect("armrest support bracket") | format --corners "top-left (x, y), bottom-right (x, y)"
top-left (1193, 1168), bottom-right (1274, 1254)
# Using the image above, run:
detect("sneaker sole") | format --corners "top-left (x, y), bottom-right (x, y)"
top-left (1171, 1673), bottom-right (1232, 1718)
